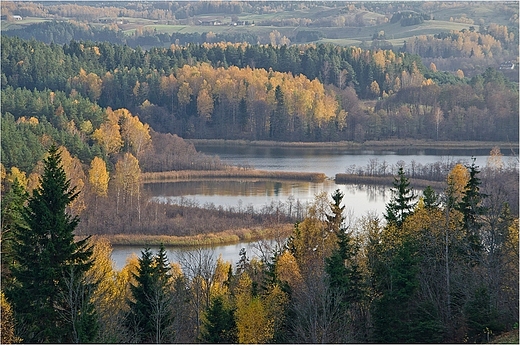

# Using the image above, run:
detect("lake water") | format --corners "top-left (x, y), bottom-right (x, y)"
top-left (112, 144), bottom-right (502, 270)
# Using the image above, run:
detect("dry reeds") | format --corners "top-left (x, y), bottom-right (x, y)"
top-left (96, 225), bottom-right (293, 247)
top-left (142, 168), bottom-right (327, 183)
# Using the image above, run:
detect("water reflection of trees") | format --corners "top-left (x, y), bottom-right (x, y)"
top-left (145, 180), bottom-right (313, 197)
top-left (343, 183), bottom-right (388, 203)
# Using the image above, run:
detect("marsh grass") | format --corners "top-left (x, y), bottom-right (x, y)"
top-left (95, 225), bottom-right (293, 247)
top-left (142, 168), bottom-right (327, 182)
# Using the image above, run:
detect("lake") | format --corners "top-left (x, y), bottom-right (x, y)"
top-left (112, 144), bottom-right (502, 270)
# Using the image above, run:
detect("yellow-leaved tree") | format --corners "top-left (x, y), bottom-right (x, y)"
top-left (275, 250), bottom-right (303, 290)
top-left (88, 156), bottom-right (109, 198)
top-left (85, 237), bottom-right (127, 342)
top-left (210, 255), bottom-right (232, 298)
top-left (92, 108), bottom-right (123, 156)
top-left (113, 152), bottom-right (141, 220)
top-left (1, 292), bottom-right (21, 344)
top-left (59, 146), bottom-right (86, 214)
top-left (120, 110), bottom-right (152, 159)
top-left (234, 273), bottom-right (274, 344)
top-left (447, 163), bottom-right (469, 204)
top-left (6, 166), bottom-right (28, 190)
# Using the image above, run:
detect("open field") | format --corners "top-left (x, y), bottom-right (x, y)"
top-left (1, 2), bottom-right (502, 48)
top-left (121, 18), bottom-right (472, 48)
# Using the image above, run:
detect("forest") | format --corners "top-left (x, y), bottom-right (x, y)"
top-left (1, 36), bottom-right (518, 144)
top-left (1, 146), bottom-right (518, 343)
top-left (1, 1), bottom-right (519, 344)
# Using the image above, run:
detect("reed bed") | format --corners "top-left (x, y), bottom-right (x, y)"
top-left (142, 169), bottom-right (327, 182)
top-left (335, 173), bottom-right (446, 189)
top-left (97, 225), bottom-right (293, 247)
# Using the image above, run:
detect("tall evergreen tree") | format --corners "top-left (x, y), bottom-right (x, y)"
top-left (270, 85), bottom-right (288, 139)
top-left (422, 185), bottom-right (440, 209)
top-left (199, 295), bottom-right (237, 343)
top-left (324, 190), bottom-right (364, 341)
top-left (372, 237), bottom-right (422, 343)
top-left (127, 245), bottom-right (173, 343)
top-left (1, 178), bottom-right (28, 281)
top-left (5, 145), bottom-right (96, 343)
top-left (457, 158), bottom-right (487, 260)
top-left (384, 166), bottom-right (417, 227)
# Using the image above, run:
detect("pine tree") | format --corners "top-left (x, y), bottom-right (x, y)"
top-left (384, 166), bottom-right (417, 227)
top-left (422, 185), bottom-right (440, 209)
top-left (372, 238), bottom-right (421, 343)
top-left (5, 145), bottom-right (96, 343)
top-left (324, 190), bottom-right (364, 341)
top-left (326, 189), bottom-right (345, 234)
top-left (325, 190), bottom-right (362, 301)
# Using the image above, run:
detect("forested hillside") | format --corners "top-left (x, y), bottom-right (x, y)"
top-left (2, 36), bottom-right (518, 145)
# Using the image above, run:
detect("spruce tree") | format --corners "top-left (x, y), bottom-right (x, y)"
top-left (422, 185), bottom-right (440, 209)
top-left (325, 190), bottom-right (362, 302)
top-left (199, 295), bottom-right (237, 343)
top-left (5, 145), bottom-right (96, 343)
top-left (1, 178), bottom-right (28, 281)
top-left (457, 158), bottom-right (487, 259)
top-left (127, 245), bottom-right (173, 343)
top-left (324, 189), bottom-right (364, 341)
top-left (384, 166), bottom-right (417, 227)
top-left (127, 247), bottom-right (156, 342)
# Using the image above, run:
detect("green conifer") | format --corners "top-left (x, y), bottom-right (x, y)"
top-left (5, 145), bottom-right (96, 343)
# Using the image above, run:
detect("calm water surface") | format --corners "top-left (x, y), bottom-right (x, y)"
top-left (113, 145), bottom-right (503, 270)
top-left (195, 145), bottom-right (494, 178)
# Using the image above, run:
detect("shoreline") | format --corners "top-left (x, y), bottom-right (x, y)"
top-left (188, 138), bottom-right (517, 151)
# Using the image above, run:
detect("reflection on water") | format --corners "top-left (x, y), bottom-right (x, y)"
top-left (111, 240), bottom-right (277, 271)
top-left (118, 146), bottom-right (507, 269)
top-left (145, 179), bottom-right (390, 218)
top-left (195, 144), bottom-right (497, 178)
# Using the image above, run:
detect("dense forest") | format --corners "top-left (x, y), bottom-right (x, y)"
top-left (2, 147), bottom-right (518, 343)
top-left (2, 36), bottom-right (518, 144)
